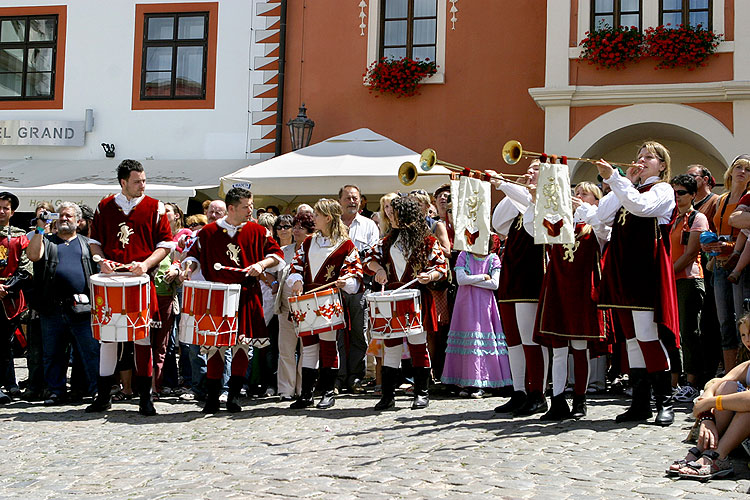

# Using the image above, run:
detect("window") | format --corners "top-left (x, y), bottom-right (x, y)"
top-left (132, 3), bottom-right (218, 110)
top-left (141, 12), bottom-right (207, 99)
top-left (660, 0), bottom-right (711, 28)
top-left (592, 0), bottom-right (642, 30)
top-left (379, 0), bottom-right (437, 61)
top-left (0, 6), bottom-right (66, 109)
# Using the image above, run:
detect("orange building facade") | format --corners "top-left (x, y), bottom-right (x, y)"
top-left (253, 0), bottom-right (750, 188)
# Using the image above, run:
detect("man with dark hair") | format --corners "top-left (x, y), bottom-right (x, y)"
top-left (85, 160), bottom-right (173, 416)
top-left (183, 187), bottom-right (283, 413)
top-left (0, 191), bottom-right (32, 404)
top-left (27, 202), bottom-right (100, 405)
top-left (78, 204), bottom-right (94, 237)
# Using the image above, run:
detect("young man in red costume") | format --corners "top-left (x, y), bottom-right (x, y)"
top-left (182, 187), bottom-right (283, 413)
top-left (85, 160), bottom-right (173, 416)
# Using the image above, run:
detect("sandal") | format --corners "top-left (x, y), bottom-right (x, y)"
top-left (112, 390), bottom-right (134, 402)
top-left (666, 446), bottom-right (701, 476)
top-left (677, 450), bottom-right (734, 481)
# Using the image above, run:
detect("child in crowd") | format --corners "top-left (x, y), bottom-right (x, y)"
top-left (441, 234), bottom-right (512, 397)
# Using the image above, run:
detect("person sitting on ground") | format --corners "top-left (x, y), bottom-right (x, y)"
top-left (668, 312), bottom-right (750, 481)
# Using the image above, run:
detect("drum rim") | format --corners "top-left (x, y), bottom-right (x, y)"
top-left (90, 272), bottom-right (150, 284)
top-left (183, 280), bottom-right (241, 292)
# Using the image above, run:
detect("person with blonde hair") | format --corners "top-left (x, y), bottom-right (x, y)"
top-left (378, 193), bottom-right (398, 236)
top-left (287, 198), bottom-right (363, 409)
top-left (578, 140), bottom-right (680, 426)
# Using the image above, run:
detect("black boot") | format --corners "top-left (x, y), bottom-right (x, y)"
top-left (615, 368), bottom-right (652, 423)
top-left (226, 375), bottom-right (245, 413)
top-left (570, 394), bottom-right (587, 419)
top-left (290, 368), bottom-right (317, 409)
top-left (651, 370), bottom-right (674, 426)
top-left (317, 368), bottom-right (338, 409)
top-left (202, 378), bottom-right (221, 414)
top-left (374, 366), bottom-right (398, 411)
top-left (540, 394), bottom-right (571, 421)
top-left (135, 376), bottom-right (156, 416)
top-left (513, 391), bottom-right (548, 417)
top-left (494, 390), bottom-right (526, 413)
top-left (85, 375), bottom-right (114, 413)
top-left (411, 367), bottom-right (430, 410)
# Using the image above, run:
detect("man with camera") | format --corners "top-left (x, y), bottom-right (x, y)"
top-left (27, 202), bottom-right (100, 405)
top-left (0, 191), bottom-right (32, 404)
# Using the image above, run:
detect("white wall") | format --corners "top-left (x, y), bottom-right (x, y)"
top-left (0, 0), bottom-right (259, 161)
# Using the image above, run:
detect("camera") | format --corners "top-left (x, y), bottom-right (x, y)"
top-left (41, 210), bottom-right (60, 221)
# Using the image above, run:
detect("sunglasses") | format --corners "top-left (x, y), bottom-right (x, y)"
top-left (277, 225), bottom-right (292, 230)
top-left (674, 189), bottom-right (690, 196)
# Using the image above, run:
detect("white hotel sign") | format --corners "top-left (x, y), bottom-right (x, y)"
top-left (0, 120), bottom-right (85, 146)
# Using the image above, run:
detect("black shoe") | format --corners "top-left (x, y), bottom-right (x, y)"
top-left (349, 379), bottom-right (367, 394)
top-left (317, 391), bottom-right (336, 409)
top-left (615, 368), bottom-right (652, 423)
top-left (374, 366), bottom-right (398, 411)
top-left (43, 393), bottom-right (67, 406)
top-left (21, 389), bottom-right (44, 402)
top-left (570, 394), bottom-right (587, 419)
top-left (651, 370), bottom-right (674, 426)
top-left (136, 376), bottom-right (156, 416)
top-left (85, 375), bottom-right (114, 413)
top-left (513, 391), bottom-right (548, 417)
top-left (202, 379), bottom-right (221, 414)
top-left (0, 388), bottom-right (10, 405)
top-left (226, 375), bottom-right (244, 413)
top-left (540, 394), bottom-right (571, 421)
top-left (290, 368), bottom-right (318, 410)
top-left (316, 368), bottom-right (338, 409)
top-left (411, 367), bottom-right (430, 410)
top-left (494, 391), bottom-right (526, 413)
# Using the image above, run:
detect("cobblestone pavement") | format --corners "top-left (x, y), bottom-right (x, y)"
top-left (1, 362), bottom-right (749, 499)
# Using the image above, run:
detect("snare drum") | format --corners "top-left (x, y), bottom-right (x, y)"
top-left (179, 280), bottom-right (241, 346)
top-left (288, 288), bottom-right (345, 337)
top-left (366, 289), bottom-right (422, 339)
top-left (90, 273), bottom-right (151, 342)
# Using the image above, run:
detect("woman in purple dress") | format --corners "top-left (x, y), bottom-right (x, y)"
top-left (441, 238), bottom-right (512, 397)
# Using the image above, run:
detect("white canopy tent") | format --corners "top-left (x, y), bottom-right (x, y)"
top-left (220, 128), bottom-right (453, 208)
top-left (0, 159), bottom-right (252, 212)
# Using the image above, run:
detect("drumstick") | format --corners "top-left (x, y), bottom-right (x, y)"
top-left (390, 278), bottom-right (419, 293)
top-left (213, 262), bottom-right (251, 274)
top-left (92, 254), bottom-right (131, 270)
top-left (306, 274), bottom-right (355, 294)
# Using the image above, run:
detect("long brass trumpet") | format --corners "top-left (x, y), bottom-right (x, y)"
top-left (398, 149), bottom-right (529, 188)
top-left (502, 140), bottom-right (639, 169)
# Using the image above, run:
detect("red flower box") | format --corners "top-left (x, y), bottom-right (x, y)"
top-left (364, 57), bottom-right (437, 98)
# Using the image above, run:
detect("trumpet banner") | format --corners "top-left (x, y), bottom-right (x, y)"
top-left (451, 176), bottom-right (491, 254)
top-left (534, 162), bottom-right (574, 245)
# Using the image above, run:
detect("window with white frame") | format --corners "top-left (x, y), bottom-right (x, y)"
top-left (379, 0), bottom-right (437, 61)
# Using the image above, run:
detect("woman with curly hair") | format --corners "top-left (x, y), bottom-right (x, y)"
top-left (286, 199), bottom-right (363, 409)
top-left (365, 196), bottom-right (448, 410)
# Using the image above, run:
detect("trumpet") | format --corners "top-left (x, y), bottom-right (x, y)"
top-left (397, 149), bottom-right (529, 188)
top-left (501, 140), bottom-right (639, 169)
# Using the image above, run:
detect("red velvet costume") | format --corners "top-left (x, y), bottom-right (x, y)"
top-left (289, 236), bottom-right (362, 369)
top-left (534, 223), bottom-right (608, 348)
top-left (598, 183), bottom-right (681, 371)
top-left (188, 221), bottom-right (283, 342)
top-left (90, 195), bottom-right (172, 378)
top-left (365, 234), bottom-right (448, 368)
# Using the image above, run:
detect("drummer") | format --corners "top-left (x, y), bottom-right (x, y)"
top-left (364, 195), bottom-right (448, 410)
top-left (287, 198), bottom-right (363, 410)
top-left (86, 160), bottom-right (173, 416)
top-left (182, 187), bottom-right (283, 413)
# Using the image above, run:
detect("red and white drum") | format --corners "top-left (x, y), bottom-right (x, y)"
top-left (288, 288), bottom-right (345, 337)
top-left (179, 280), bottom-right (241, 346)
top-left (367, 289), bottom-right (422, 339)
top-left (90, 273), bottom-right (151, 342)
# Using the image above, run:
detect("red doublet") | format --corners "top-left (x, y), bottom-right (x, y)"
top-left (598, 184), bottom-right (680, 350)
top-left (90, 195), bottom-right (172, 264)
top-left (534, 223), bottom-right (608, 349)
top-left (497, 214), bottom-right (544, 303)
top-left (189, 221), bottom-right (283, 340)
top-left (293, 236), bottom-right (362, 293)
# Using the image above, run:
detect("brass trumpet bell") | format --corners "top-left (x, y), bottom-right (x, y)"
top-left (398, 161), bottom-right (448, 186)
top-left (420, 148), bottom-right (438, 171)
top-left (502, 140), bottom-right (543, 165)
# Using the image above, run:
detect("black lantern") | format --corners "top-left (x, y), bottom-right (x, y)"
top-left (287, 103), bottom-right (315, 151)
